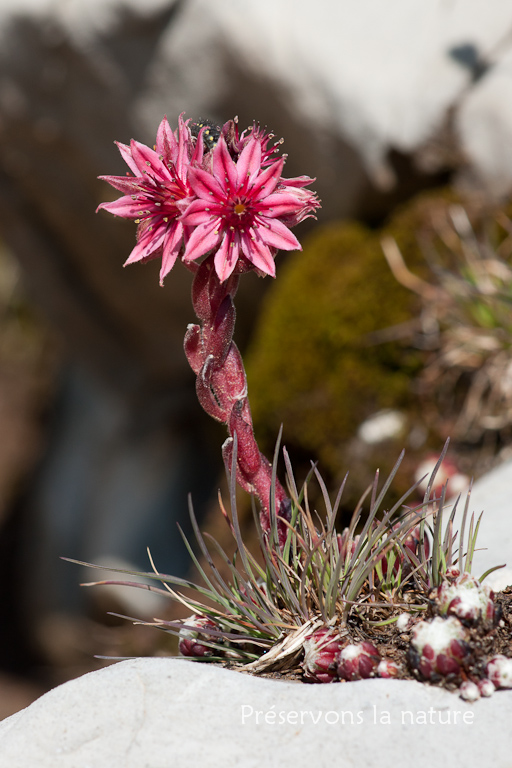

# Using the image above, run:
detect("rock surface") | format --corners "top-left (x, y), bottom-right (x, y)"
top-left (449, 456), bottom-right (512, 591)
top-left (1, 456), bottom-right (512, 766)
top-left (0, 657), bottom-right (510, 768)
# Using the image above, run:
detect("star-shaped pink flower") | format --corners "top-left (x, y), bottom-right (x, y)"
top-left (97, 114), bottom-right (201, 285)
top-left (180, 134), bottom-right (319, 282)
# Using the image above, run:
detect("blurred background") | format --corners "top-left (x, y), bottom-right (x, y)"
top-left (2, 0), bottom-right (512, 717)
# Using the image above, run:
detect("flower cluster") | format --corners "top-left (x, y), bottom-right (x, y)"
top-left (98, 115), bottom-right (319, 284)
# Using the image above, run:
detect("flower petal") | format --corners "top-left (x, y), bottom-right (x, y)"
top-left (187, 166), bottom-right (225, 202)
top-left (115, 141), bottom-right (140, 176)
top-left (176, 113), bottom-right (192, 178)
top-left (248, 157), bottom-right (284, 200)
top-left (180, 198), bottom-right (222, 227)
top-left (96, 196), bottom-right (143, 217)
top-left (280, 174), bottom-right (317, 188)
top-left (236, 136), bottom-right (262, 189)
top-left (155, 116), bottom-right (178, 164)
top-left (130, 140), bottom-right (172, 183)
top-left (212, 136), bottom-right (238, 193)
top-left (159, 221), bottom-right (183, 284)
top-left (255, 216), bottom-right (301, 251)
top-left (242, 230), bottom-right (276, 277)
top-left (191, 128), bottom-right (205, 166)
top-left (257, 190), bottom-right (311, 218)
top-left (124, 225), bottom-right (166, 265)
top-left (182, 217), bottom-right (222, 262)
top-left (214, 233), bottom-right (239, 282)
top-left (97, 174), bottom-right (143, 195)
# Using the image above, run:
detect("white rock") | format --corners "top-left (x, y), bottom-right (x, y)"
top-left (357, 409), bottom-right (407, 445)
top-left (457, 49), bottom-right (512, 196)
top-left (0, 657), bottom-right (511, 767)
top-left (158, 0), bottom-right (512, 190)
top-left (448, 458), bottom-right (512, 588)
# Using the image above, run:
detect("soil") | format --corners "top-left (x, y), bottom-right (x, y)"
top-left (361, 588), bottom-right (512, 691)
top-left (223, 588), bottom-right (512, 689)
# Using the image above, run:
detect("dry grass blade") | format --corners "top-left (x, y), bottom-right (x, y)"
top-left (242, 618), bottom-right (324, 673)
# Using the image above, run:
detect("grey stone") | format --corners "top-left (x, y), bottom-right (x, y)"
top-left (457, 45), bottom-right (512, 195)
top-left (0, 657), bottom-right (510, 768)
top-left (449, 457), bottom-right (512, 590)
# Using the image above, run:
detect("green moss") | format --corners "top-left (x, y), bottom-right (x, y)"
top-left (246, 219), bottom-right (420, 473)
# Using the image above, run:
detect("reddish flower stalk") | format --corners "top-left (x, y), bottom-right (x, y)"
top-left (183, 253), bottom-right (291, 538)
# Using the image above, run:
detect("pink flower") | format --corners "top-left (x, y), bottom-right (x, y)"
top-left (97, 114), bottom-right (201, 285)
top-left (181, 134), bottom-right (319, 282)
top-left (221, 119), bottom-right (283, 168)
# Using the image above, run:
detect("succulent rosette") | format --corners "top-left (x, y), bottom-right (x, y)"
top-left (433, 572), bottom-right (495, 625)
top-left (337, 641), bottom-right (381, 681)
top-left (302, 627), bottom-right (346, 683)
top-left (408, 616), bottom-right (469, 682)
top-left (178, 614), bottom-right (219, 658)
top-left (478, 678), bottom-right (496, 697)
top-left (486, 655), bottom-right (512, 689)
top-left (459, 680), bottom-right (481, 702)
top-left (377, 658), bottom-right (400, 678)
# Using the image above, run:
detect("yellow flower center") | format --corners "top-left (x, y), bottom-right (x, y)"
top-left (234, 202), bottom-right (246, 215)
